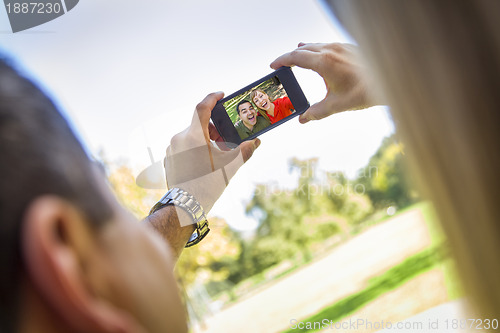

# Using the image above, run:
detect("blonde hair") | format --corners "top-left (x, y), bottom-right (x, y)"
top-left (328, 0), bottom-right (500, 317)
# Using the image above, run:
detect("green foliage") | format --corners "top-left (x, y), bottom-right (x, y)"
top-left (324, 172), bottom-right (373, 226)
top-left (219, 137), bottom-right (420, 299)
top-left (103, 134), bottom-right (421, 303)
top-left (282, 244), bottom-right (450, 333)
top-left (355, 135), bottom-right (418, 209)
top-left (249, 237), bottom-right (301, 273)
top-left (203, 278), bottom-right (235, 298)
top-left (231, 157), bottom-right (377, 285)
top-left (106, 163), bottom-right (163, 219)
top-left (175, 218), bottom-right (242, 286)
top-left (313, 221), bottom-right (341, 241)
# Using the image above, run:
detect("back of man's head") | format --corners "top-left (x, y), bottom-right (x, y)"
top-left (0, 58), bottom-right (112, 332)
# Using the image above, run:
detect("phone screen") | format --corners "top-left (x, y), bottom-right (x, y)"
top-left (222, 76), bottom-right (296, 141)
top-left (211, 67), bottom-right (309, 147)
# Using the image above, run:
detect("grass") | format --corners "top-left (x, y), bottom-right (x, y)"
top-left (416, 201), bottom-right (464, 300)
top-left (281, 244), bottom-right (449, 333)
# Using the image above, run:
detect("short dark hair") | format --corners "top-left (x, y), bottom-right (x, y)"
top-left (0, 57), bottom-right (113, 332)
top-left (236, 100), bottom-right (252, 115)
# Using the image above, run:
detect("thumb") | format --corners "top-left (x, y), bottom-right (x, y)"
top-left (298, 99), bottom-right (334, 124)
top-left (299, 100), bottom-right (326, 124)
top-left (298, 111), bottom-right (312, 124)
top-left (239, 138), bottom-right (261, 162)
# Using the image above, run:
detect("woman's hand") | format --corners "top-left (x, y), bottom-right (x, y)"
top-left (271, 43), bottom-right (380, 123)
top-left (165, 92), bottom-right (260, 213)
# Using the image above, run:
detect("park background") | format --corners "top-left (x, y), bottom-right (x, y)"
top-left (0, 0), bottom-right (463, 332)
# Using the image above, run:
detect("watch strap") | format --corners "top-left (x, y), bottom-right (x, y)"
top-left (149, 187), bottom-right (209, 247)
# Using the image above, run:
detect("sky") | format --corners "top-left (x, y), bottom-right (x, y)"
top-left (0, 0), bottom-right (394, 230)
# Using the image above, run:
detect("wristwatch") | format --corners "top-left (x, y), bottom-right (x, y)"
top-left (149, 187), bottom-right (210, 247)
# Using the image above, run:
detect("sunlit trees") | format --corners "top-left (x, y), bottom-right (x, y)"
top-left (101, 133), bottom-right (418, 294)
top-left (355, 135), bottom-right (418, 209)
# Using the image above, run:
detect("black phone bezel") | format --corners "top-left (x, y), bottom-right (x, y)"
top-left (211, 66), bottom-right (309, 148)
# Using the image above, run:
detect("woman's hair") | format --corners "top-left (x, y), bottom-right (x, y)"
top-left (326, 0), bottom-right (500, 317)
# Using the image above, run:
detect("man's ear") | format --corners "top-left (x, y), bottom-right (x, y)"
top-left (21, 196), bottom-right (143, 333)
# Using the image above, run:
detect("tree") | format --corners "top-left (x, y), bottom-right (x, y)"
top-left (355, 135), bottom-right (418, 209)
top-left (107, 164), bottom-right (163, 218)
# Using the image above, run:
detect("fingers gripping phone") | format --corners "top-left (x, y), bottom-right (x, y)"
top-left (211, 67), bottom-right (309, 148)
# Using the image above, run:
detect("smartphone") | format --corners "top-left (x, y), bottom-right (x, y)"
top-left (211, 66), bottom-right (309, 148)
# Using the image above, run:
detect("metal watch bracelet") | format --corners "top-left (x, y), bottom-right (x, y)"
top-left (148, 187), bottom-right (210, 247)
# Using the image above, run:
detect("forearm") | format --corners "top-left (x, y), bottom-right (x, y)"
top-left (141, 93), bottom-right (259, 263)
top-left (143, 206), bottom-right (195, 262)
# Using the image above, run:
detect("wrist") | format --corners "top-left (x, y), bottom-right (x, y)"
top-left (145, 206), bottom-right (194, 260)
top-left (149, 187), bottom-right (210, 248)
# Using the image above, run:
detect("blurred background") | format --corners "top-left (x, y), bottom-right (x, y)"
top-left (0, 0), bottom-right (463, 332)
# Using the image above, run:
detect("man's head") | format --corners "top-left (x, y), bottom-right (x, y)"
top-left (236, 100), bottom-right (257, 129)
top-left (0, 58), bottom-right (185, 332)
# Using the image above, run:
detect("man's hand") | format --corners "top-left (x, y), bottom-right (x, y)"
top-left (271, 43), bottom-right (379, 123)
top-left (145, 92), bottom-right (260, 260)
top-left (165, 91), bottom-right (260, 214)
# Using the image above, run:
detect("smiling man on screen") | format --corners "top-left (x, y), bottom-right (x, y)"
top-left (234, 100), bottom-right (271, 140)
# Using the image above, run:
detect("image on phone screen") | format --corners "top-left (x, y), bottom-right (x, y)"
top-left (211, 67), bottom-right (309, 147)
top-left (222, 76), bottom-right (296, 141)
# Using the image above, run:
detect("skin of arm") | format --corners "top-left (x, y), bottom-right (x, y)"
top-left (143, 206), bottom-right (194, 261)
